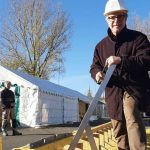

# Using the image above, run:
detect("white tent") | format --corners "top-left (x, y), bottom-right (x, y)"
top-left (0, 65), bottom-right (89, 127)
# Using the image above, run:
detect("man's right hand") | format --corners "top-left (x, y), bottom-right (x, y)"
top-left (1, 104), bottom-right (6, 110)
top-left (95, 71), bottom-right (105, 84)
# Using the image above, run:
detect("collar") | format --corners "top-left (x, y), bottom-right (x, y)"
top-left (108, 25), bottom-right (127, 42)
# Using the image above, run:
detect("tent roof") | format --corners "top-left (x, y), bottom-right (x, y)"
top-left (1, 66), bottom-right (89, 103)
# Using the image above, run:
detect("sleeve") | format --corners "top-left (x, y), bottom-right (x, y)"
top-left (0, 90), bottom-right (6, 108)
top-left (121, 33), bottom-right (150, 73)
top-left (0, 91), bottom-right (2, 102)
top-left (90, 45), bottom-right (103, 82)
top-left (1, 90), bottom-right (4, 104)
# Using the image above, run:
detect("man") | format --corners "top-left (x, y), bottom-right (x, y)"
top-left (1, 81), bottom-right (22, 136)
top-left (90, 0), bottom-right (150, 149)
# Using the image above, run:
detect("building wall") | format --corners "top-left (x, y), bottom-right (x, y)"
top-left (38, 91), bottom-right (79, 126)
top-left (19, 87), bottom-right (39, 127)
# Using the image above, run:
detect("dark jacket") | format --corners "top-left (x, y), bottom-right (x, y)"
top-left (1, 88), bottom-right (15, 109)
top-left (90, 26), bottom-right (150, 120)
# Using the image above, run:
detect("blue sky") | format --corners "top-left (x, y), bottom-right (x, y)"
top-left (0, 0), bottom-right (150, 96)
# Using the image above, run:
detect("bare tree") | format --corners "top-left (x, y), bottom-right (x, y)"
top-left (128, 14), bottom-right (142, 32)
top-left (143, 15), bottom-right (150, 41)
top-left (0, 0), bottom-right (72, 79)
top-left (128, 13), bottom-right (150, 41)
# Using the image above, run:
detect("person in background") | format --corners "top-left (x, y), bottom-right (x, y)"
top-left (1, 81), bottom-right (22, 136)
top-left (90, 0), bottom-right (150, 149)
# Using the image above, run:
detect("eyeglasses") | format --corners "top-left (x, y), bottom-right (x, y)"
top-left (107, 14), bottom-right (127, 22)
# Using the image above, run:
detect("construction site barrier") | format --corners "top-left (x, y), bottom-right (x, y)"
top-left (12, 122), bottom-right (116, 150)
top-left (4, 121), bottom-right (150, 150)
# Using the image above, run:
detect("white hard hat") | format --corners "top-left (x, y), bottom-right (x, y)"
top-left (104, 0), bottom-right (128, 16)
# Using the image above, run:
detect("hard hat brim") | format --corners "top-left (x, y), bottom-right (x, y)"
top-left (104, 9), bottom-right (128, 16)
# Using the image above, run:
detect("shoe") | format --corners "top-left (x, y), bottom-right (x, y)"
top-left (12, 130), bottom-right (22, 136)
top-left (2, 131), bottom-right (8, 136)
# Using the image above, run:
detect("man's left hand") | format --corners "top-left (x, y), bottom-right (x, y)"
top-left (105, 56), bottom-right (121, 67)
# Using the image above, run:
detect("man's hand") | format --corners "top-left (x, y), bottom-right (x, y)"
top-left (1, 104), bottom-right (6, 110)
top-left (95, 71), bottom-right (105, 83)
top-left (105, 56), bottom-right (121, 67)
top-left (10, 103), bottom-right (15, 107)
top-left (95, 56), bottom-right (121, 83)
